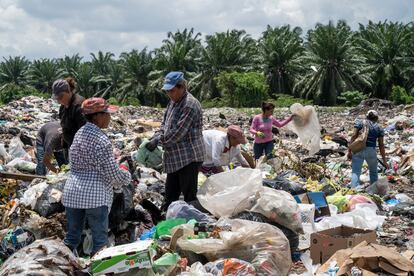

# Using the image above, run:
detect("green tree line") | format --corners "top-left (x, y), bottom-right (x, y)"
top-left (0, 20), bottom-right (413, 107)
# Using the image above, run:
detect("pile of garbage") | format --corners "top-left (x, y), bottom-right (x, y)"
top-left (0, 96), bottom-right (414, 275)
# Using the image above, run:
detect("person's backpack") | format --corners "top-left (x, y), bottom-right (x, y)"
top-left (348, 120), bottom-right (369, 153)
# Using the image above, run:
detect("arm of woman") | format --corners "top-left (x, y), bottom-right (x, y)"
top-left (272, 116), bottom-right (293, 128)
top-left (99, 142), bottom-right (132, 188)
top-left (249, 116), bottom-right (258, 135)
top-left (378, 137), bottom-right (388, 169)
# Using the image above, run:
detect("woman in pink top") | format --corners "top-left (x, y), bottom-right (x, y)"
top-left (250, 102), bottom-right (293, 159)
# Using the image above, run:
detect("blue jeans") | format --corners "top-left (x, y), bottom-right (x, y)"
top-left (35, 144), bottom-right (68, 175)
top-left (351, 147), bottom-right (378, 187)
top-left (253, 141), bottom-right (274, 160)
top-left (64, 206), bottom-right (109, 255)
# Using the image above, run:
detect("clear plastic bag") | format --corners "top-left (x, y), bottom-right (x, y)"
top-left (8, 137), bottom-right (31, 160)
top-left (286, 103), bottom-right (321, 155)
top-left (249, 187), bottom-right (303, 234)
top-left (176, 218), bottom-right (291, 275)
top-left (6, 158), bottom-right (37, 173)
top-left (20, 182), bottom-right (49, 209)
top-left (204, 258), bottom-right (255, 275)
top-left (0, 237), bottom-right (81, 275)
top-left (197, 168), bottom-right (263, 217)
top-left (166, 200), bottom-right (211, 223)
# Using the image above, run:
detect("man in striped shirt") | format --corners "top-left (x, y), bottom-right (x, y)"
top-left (146, 72), bottom-right (205, 210)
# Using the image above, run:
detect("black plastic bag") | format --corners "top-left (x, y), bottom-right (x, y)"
top-left (233, 211), bottom-right (299, 253)
top-left (393, 202), bottom-right (414, 219)
top-left (263, 170), bottom-right (307, 195)
top-left (34, 182), bottom-right (65, 218)
top-left (108, 183), bottom-right (135, 231)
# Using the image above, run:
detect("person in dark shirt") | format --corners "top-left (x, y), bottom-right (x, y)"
top-left (35, 121), bottom-right (68, 175)
top-left (53, 77), bottom-right (86, 149)
top-left (348, 110), bottom-right (388, 187)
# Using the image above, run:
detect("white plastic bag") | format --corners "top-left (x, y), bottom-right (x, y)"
top-left (315, 203), bottom-right (385, 231)
top-left (197, 168), bottom-right (263, 217)
top-left (8, 137), bottom-right (31, 160)
top-left (249, 187), bottom-right (303, 234)
top-left (6, 158), bottom-right (37, 173)
top-left (176, 218), bottom-right (291, 275)
top-left (20, 182), bottom-right (49, 209)
top-left (286, 103), bottom-right (321, 155)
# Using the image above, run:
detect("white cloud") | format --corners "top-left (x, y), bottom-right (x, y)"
top-left (0, 0), bottom-right (411, 59)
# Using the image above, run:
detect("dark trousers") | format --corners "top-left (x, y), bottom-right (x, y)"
top-left (35, 144), bottom-right (68, 175)
top-left (163, 162), bottom-right (201, 211)
top-left (64, 206), bottom-right (109, 256)
top-left (253, 141), bottom-right (274, 160)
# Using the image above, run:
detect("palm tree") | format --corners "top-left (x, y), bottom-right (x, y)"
top-left (58, 54), bottom-right (82, 77)
top-left (119, 49), bottom-right (155, 105)
top-left (72, 62), bottom-right (105, 98)
top-left (355, 21), bottom-right (414, 99)
top-left (259, 25), bottom-right (304, 96)
top-left (190, 29), bottom-right (258, 100)
top-left (90, 51), bottom-right (115, 76)
top-left (294, 20), bottom-right (370, 106)
top-left (28, 58), bottom-right (64, 94)
top-left (0, 56), bottom-right (30, 89)
top-left (97, 61), bottom-right (124, 99)
top-left (152, 28), bottom-right (202, 93)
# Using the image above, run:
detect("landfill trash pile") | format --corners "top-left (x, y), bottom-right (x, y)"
top-left (0, 96), bottom-right (414, 275)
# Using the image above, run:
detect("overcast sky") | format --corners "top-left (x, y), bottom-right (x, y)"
top-left (0, 0), bottom-right (412, 60)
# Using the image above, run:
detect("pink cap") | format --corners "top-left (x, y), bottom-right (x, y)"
top-left (227, 125), bottom-right (247, 144)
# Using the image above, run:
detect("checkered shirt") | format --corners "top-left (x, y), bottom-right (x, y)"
top-left (63, 122), bottom-right (131, 209)
top-left (158, 92), bottom-right (205, 173)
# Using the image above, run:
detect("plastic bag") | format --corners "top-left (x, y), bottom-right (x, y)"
top-left (298, 204), bottom-right (316, 250)
top-left (132, 138), bottom-right (163, 170)
top-left (20, 182), bottom-right (49, 209)
top-left (8, 137), bottom-right (31, 160)
top-left (315, 204), bottom-right (385, 231)
top-left (249, 187), bottom-right (303, 234)
top-left (395, 193), bottom-right (414, 204)
top-left (155, 219), bottom-right (186, 239)
top-left (327, 193), bottom-right (349, 213)
top-left (33, 181), bottom-right (65, 217)
top-left (109, 182), bottom-right (135, 230)
top-left (6, 158), bottom-right (36, 173)
top-left (197, 168), bottom-right (263, 218)
top-left (204, 258), bottom-right (255, 275)
top-left (0, 237), bottom-right (81, 275)
top-left (175, 218), bottom-right (291, 275)
top-left (346, 195), bottom-right (376, 211)
top-left (181, 262), bottom-right (213, 276)
top-left (366, 178), bottom-right (389, 196)
top-left (286, 103), bottom-right (321, 155)
top-left (153, 253), bottom-right (181, 275)
top-left (263, 170), bottom-right (307, 195)
top-left (233, 211), bottom-right (299, 253)
top-left (166, 201), bottom-right (211, 223)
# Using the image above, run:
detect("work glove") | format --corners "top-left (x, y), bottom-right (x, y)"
top-left (145, 138), bottom-right (159, 152)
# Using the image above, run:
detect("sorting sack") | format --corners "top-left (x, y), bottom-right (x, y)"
top-left (175, 218), bottom-right (291, 275)
top-left (286, 103), bottom-right (321, 155)
top-left (166, 201), bottom-right (211, 223)
top-left (204, 258), bottom-right (256, 275)
top-left (0, 237), bottom-right (81, 275)
top-left (263, 170), bottom-right (307, 195)
top-left (133, 138), bottom-right (163, 170)
top-left (249, 187), bottom-right (303, 234)
top-left (197, 168), bottom-right (263, 218)
top-left (233, 211), bottom-right (299, 253)
top-left (33, 181), bottom-right (65, 217)
top-left (8, 137), bottom-right (31, 160)
top-left (6, 158), bottom-right (36, 173)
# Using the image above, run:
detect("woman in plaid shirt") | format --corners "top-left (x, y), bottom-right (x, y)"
top-left (62, 98), bottom-right (131, 256)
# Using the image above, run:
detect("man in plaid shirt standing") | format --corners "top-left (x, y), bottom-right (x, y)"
top-left (146, 72), bottom-right (205, 210)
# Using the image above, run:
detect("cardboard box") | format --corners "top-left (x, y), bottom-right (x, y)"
top-left (91, 239), bottom-right (156, 275)
top-left (310, 226), bottom-right (376, 264)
